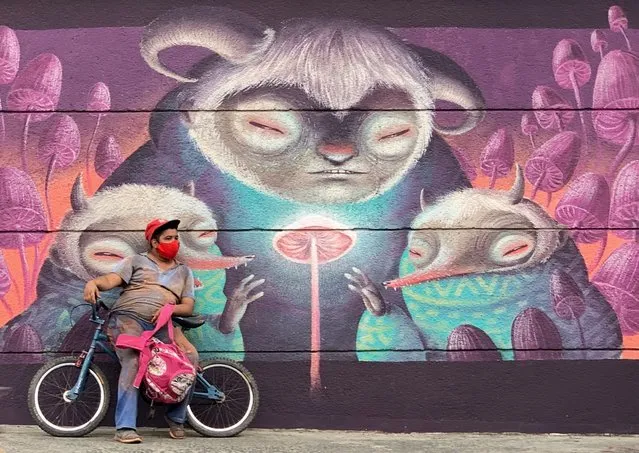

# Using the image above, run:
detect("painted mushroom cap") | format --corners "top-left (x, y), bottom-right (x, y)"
top-left (0, 167), bottom-right (47, 248)
top-left (552, 39), bottom-right (591, 89)
top-left (592, 242), bottom-right (639, 334)
top-left (0, 26), bottom-right (20, 85)
top-left (609, 160), bottom-right (639, 240)
top-left (521, 113), bottom-right (539, 135)
top-left (7, 53), bottom-right (62, 122)
top-left (37, 114), bottom-right (81, 168)
top-left (95, 136), bottom-right (123, 178)
top-left (591, 30), bottom-right (608, 53)
top-left (592, 50), bottom-right (639, 144)
top-left (524, 131), bottom-right (581, 194)
top-left (554, 172), bottom-right (610, 243)
top-left (480, 128), bottom-right (514, 178)
top-left (273, 215), bottom-right (356, 264)
top-left (532, 85), bottom-right (575, 130)
top-left (609, 5), bottom-right (628, 32)
top-left (86, 82), bottom-right (111, 112)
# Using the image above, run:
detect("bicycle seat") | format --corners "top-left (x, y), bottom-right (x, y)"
top-left (172, 315), bottom-right (206, 329)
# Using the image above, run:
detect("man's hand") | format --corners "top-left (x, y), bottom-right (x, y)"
top-left (83, 280), bottom-right (100, 304)
top-left (151, 307), bottom-right (165, 324)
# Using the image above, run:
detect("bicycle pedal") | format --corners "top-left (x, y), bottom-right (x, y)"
top-left (74, 351), bottom-right (88, 368)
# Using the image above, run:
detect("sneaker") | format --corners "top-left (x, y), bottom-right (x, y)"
top-left (165, 415), bottom-right (185, 439)
top-left (114, 429), bottom-right (142, 444)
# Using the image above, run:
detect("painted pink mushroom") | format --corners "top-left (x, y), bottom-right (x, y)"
top-left (550, 269), bottom-right (586, 357)
top-left (0, 252), bottom-right (12, 316)
top-left (273, 215), bottom-right (356, 394)
top-left (552, 39), bottom-right (591, 142)
top-left (521, 113), bottom-right (539, 149)
top-left (0, 168), bottom-right (47, 306)
top-left (85, 82), bottom-right (111, 190)
top-left (1, 324), bottom-right (43, 361)
top-left (479, 128), bottom-right (514, 189)
top-left (95, 135), bottom-right (123, 180)
top-left (609, 160), bottom-right (639, 242)
top-left (592, 50), bottom-right (639, 175)
top-left (524, 131), bottom-right (581, 206)
top-left (7, 53), bottom-right (62, 171)
top-left (593, 242), bottom-right (639, 334)
top-left (37, 115), bottom-right (81, 224)
top-left (532, 85), bottom-right (575, 132)
top-left (451, 147), bottom-right (477, 183)
top-left (555, 173), bottom-right (610, 266)
top-left (591, 30), bottom-right (608, 60)
top-left (609, 5), bottom-right (632, 52)
top-left (0, 26), bottom-right (20, 142)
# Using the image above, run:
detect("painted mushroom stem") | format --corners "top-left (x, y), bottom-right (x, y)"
top-left (273, 215), bottom-right (356, 394)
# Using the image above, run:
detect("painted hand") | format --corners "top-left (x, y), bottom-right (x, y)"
top-left (345, 267), bottom-right (387, 316)
top-left (218, 274), bottom-right (265, 334)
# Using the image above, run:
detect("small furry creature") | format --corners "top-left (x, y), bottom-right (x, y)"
top-left (349, 165), bottom-right (622, 361)
top-left (0, 178), bottom-right (262, 353)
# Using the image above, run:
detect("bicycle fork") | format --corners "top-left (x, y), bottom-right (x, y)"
top-left (63, 322), bottom-right (105, 402)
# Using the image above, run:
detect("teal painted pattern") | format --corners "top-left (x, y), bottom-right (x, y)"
top-left (398, 249), bottom-right (554, 356)
top-left (356, 306), bottom-right (426, 362)
top-left (191, 245), bottom-right (228, 316)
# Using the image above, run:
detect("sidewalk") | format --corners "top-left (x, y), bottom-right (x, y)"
top-left (1, 426), bottom-right (639, 453)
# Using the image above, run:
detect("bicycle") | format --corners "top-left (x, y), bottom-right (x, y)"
top-left (27, 299), bottom-right (259, 438)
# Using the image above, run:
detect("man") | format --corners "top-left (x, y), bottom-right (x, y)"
top-left (83, 218), bottom-right (198, 444)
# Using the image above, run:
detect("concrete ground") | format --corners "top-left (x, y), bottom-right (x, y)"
top-left (1, 426), bottom-right (639, 453)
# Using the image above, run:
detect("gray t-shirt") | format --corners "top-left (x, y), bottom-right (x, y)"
top-left (110, 253), bottom-right (195, 322)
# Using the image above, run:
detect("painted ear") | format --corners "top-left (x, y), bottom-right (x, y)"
top-left (506, 164), bottom-right (525, 204)
top-left (71, 174), bottom-right (89, 212)
top-left (182, 181), bottom-right (196, 196)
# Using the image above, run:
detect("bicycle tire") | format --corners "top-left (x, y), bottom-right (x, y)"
top-left (28, 356), bottom-right (110, 437)
top-left (187, 357), bottom-right (259, 437)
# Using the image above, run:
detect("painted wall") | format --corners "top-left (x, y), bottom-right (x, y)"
top-left (0, 0), bottom-right (638, 432)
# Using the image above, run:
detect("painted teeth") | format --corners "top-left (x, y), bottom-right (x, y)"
top-left (324, 170), bottom-right (354, 174)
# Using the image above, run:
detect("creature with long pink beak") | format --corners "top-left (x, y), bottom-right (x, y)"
top-left (351, 165), bottom-right (622, 361)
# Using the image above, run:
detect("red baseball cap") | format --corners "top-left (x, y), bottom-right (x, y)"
top-left (145, 218), bottom-right (180, 242)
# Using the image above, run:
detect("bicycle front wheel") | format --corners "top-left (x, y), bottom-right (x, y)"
top-left (187, 358), bottom-right (259, 437)
top-left (28, 356), bottom-right (110, 437)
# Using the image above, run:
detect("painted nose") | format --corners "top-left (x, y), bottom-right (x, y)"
top-left (317, 144), bottom-right (356, 164)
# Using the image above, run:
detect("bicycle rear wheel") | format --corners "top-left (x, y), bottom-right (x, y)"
top-left (28, 356), bottom-right (110, 437)
top-left (187, 358), bottom-right (259, 437)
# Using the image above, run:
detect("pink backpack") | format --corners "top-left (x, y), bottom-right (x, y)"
top-left (115, 304), bottom-right (196, 404)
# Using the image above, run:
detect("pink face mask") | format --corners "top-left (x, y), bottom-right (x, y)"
top-left (156, 240), bottom-right (180, 260)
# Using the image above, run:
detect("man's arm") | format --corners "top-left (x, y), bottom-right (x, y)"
top-left (84, 273), bottom-right (124, 304)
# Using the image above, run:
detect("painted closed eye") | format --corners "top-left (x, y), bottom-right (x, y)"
top-left (92, 251), bottom-right (125, 261)
top-left (489, 234), bottom-right (535, 265)
top-left (378, 127), bottom-right (412, 141)
top-left (232, 110), bottom-right (301, 155)
top-left (248, 119), bottom-right (286, 135)
top-left (363, 113), bottom-right (418, 160)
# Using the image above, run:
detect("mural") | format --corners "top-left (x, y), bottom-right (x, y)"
top-left (0, 4), bottom-right (637, 395)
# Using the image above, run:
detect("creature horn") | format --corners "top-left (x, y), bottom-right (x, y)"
top-left (182, 180), bottom-right (196, 197)
top-left (71, 173), bottom-right (89, 212)
top-left (507, 163), bottom-right (525, 204)
top-left (410, 46), bottom-right (486, 135)
top-left (140, 6), bottom-right (275, 83)
top-left (420, 188), bottom-right (427, 211)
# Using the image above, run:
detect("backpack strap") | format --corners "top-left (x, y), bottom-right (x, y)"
top-left (114, 304), bottom-right (177, 388)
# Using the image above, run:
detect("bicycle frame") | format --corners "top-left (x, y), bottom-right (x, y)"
top-left (64, 302), bottom-right (225, 403)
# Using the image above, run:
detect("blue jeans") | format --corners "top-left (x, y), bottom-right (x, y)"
top-left (107, 314), bottom-right (199, 430)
